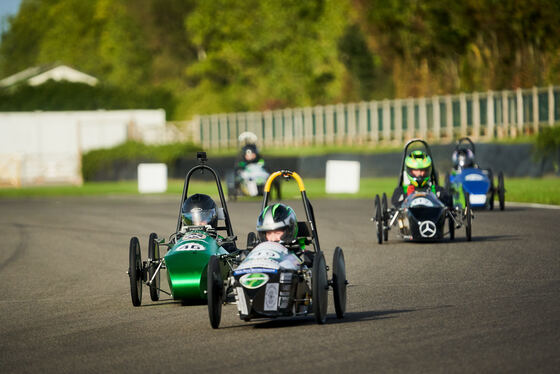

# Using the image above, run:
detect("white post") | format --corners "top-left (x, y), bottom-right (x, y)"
top-left (211, 114), bottom-right (220, 149)
top-left (532, 86), bottom-right (539, 134)
top-left (487, 90), bottom-right (495, 140)
top-left (382, 99), bottom-right (391, 142)
top-left (419, 97), bottom-right (427, 139)
top-left (548, 85), bottom-right (554, 126)
top-left (445, 95), bottom-right (453, 140)
top-left (460, 93), bottom-right (467, 137)
top-left (227, 113), bottom-right (236, 148)
top-left (192, 115), bottom-right (201, 146)
top-left (472, 92), bottom-right (480, 140)
top-left (501, 90), bottom-right (509, 139)
top-left (432, 96), bottom-right (440, 141)
top-left (407, 98), bottom-right (415, 140)
top-left (263, 110), bottom-right (273, 148)
top-left (325, 105), bottom-right (335, 144)
top-left (303, 107), bottom-right (313, 145)
top-left (336, 103), bottom-right (346, 144)
top-left (369, 101), bottom-right (379, 143)
top-left (293, 108), bottom-right (303, 146)
top-left (273, 110), bottom-right (283, 147)
top-left (284, 108), bottom-right (293, 146)
top-left (314, 106), bottom-right (325, 145)
top-left (347, 102), bottom-right (356, 144)
top-left (516, 87), bottom-right (524, 136)
top-left (358, 101), bottom-right (368, 144)
top-left (219, 113), bottom-right (228, 148)
top-left (394, 99), bottom-right (403, 143)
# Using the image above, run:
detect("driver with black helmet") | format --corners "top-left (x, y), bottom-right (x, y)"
top-left (452, 147), bottom-right (476, 171)
top-left (181, 193), bottom-right (238, 253)
top-left (181, 193), bottom-right (218, 227)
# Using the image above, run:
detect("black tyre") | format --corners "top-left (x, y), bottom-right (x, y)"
top-left (374, 195), bottom-right (382, 244)
top-left (148, 233), bottom-right (160, 302)
top-left (207, 255), bottom-right (223, 329)
top-left (332, 247), bottom-right (347, 319)
top-left (448, 215), bottom-right (455, 240)
top-left (312, 251), bottom-right (328, 324)
top-left (498, 172), bottom-right (506, 211)
top-left (381, 193), bottom-right (389, 241)
top-left (129, 237), bottom-right (142, 307)
top-left (487, 169), bottom-right (495, 210)
top-left (246, 232), bottom-right (258, 250)
top-left (465, 194), bottom-right (472, 241)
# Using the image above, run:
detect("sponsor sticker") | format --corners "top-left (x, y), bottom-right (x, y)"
top-left (264, 283), bottom-right (279, 311)
top-left (280, 272), bottom-right (293, 283)
top-left (278, 296), bottom-right (290, 309)
top-left (184, 233), bottom-right (207, 240)
top-left (469, 194), bottom-right (486, 204)
top-left (410, 197), bottom-right (434, 207)
top-left (237, 258), bottom-right (280, 270)
top-left (234, 267), bottom-right (278, 276)
top-left (240, 273), bottom-right (269, 289)
top-left (252, 242), bottom-right (288, 255)
top-left (248, 249), bottom-right (281, 260)
top-left (465, 174), bottom-right (485, 181)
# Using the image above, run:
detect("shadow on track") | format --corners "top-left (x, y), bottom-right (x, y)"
top-left (219, 305), bottom-right (452, 329)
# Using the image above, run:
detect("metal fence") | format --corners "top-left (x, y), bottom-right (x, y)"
top-left (193, 85), bottom-right (560, 149)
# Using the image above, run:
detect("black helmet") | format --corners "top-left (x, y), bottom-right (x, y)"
top-left (256, 203), bottom-right (298, 243)
top-left (452, 148), bottom-right (475, 170)
top-left (181, 194), bottom-right (218, 227)
top-left (241, 144), bottom-right (259, 162)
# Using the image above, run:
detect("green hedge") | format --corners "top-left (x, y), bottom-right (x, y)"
top-left (0, 80), bottom-right (176, 117)
top-left (534, 125), bottom-right (560, 171)
top-left (82, 141), bottom-right (203, 181)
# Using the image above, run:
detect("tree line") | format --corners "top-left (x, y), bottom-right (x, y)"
top-left (1, 0), bottom-right (558, 119)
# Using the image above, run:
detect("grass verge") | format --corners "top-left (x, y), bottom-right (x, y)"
top-left (1, 177), bottom-right (558, 205)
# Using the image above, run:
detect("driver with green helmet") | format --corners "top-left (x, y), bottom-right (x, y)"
top-left (391, 150), bottom-right (452, 208)
top-left (256, 203), bottom-right (313, 266)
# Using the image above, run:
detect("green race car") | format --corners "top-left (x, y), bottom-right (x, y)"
top-left (127, 152), bottom-right (239, 306)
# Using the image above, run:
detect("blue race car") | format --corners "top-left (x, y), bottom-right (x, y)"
top-left (445, 137), bottom-right (506, 210)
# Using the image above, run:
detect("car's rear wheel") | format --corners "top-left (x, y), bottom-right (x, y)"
top-left (374, 195), bottom-right (382, 244)
top-left (129, 237), bottom-right (142, 307)
top-left (148, 233), bottom-right (160, 302)
top-left (487, 169), bottom-right (495, 210)
top-left (207, 255), bottom-right (223, 329)
top-left (332, 247), bottom-right (347, 319)
top-left (381, 193), bottom-right (389, 241)
top-left (465, 194), bottom-right (472, 241)
top-left (498, 172), bottom-right (506, 211)
top-left (312, 251), bottom-right (328, 324)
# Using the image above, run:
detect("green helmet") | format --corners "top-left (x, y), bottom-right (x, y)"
top-left (405, 150), bottom-right (432, 187)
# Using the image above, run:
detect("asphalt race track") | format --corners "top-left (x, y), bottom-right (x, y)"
top-left (1, 196), bottom-right (559, 373)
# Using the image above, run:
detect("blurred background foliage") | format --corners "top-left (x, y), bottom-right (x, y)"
top-left (1, 0), bottom-right (559, 120)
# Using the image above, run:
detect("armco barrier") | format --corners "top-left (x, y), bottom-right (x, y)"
top-left (86, 143), bottom-right (558, 182)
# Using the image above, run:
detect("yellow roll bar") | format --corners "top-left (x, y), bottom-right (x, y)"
top-left (264, 170), bottom-right (305, 192)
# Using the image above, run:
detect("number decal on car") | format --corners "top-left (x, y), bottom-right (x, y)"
top-left (176, 243), bottom-right (205, 251)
